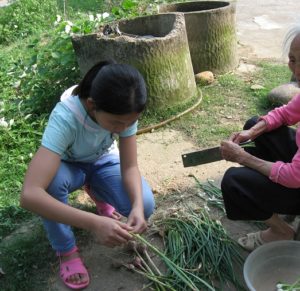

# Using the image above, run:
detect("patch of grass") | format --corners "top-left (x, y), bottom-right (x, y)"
top-left (0, 116), bottom-right (46, 208)
top-left (0, 0), bottom-right (58, 45)
top-left (0, 215), bottom-right (92, 291)
top-left (139, 92), bottom-right (201, 128)
top-left (256, 61), bottom-right (291, 89)
top-left (56, 0), bottom-right (109, 14)
top-left (0, 223), bottom-right (55, 291)
top-left (0, 206), bottom-right (32, 239)
top-left (172, 62), bottom-right (291, 147)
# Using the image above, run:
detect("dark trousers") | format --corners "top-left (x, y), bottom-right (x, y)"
top-left (221, 116), bottom-right (300, 221)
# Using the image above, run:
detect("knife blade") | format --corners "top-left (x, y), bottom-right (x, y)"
top-left (181, 140), bottom-right (252, 167)
top-left (182, 146), bottom-right (221, 167)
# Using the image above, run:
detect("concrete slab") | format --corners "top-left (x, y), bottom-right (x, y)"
top-left (236, 0), bottom-right (300, 60)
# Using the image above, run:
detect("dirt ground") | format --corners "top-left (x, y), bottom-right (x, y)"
top-left (47, 0), bottom-right (300, 290)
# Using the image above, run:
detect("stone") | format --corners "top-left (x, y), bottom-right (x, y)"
top-left (250, 84), bottom-right (265, 90)
top-left (267, 82), bottom-right (300, 105)
top-left (195, 71), bottom-right (214, 85)
top-left (236, 63), bottom-right (258, 74)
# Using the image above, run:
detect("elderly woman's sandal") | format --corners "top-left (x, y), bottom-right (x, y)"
top-left (238, 226), bottom-right (297, 252)
top-left (238, 231), bottom-right (265, 251)
top-left (291, 216), bottom-right (300, 234)
top-left (58, 246), bottom-right (90, 290)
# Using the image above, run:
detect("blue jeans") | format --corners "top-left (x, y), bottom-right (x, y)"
top-left (43, 153), bottom-right (155, 253)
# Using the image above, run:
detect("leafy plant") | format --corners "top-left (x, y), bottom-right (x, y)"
top-left (0, 0), bottom-right (58, 45)
top-left (111, 0), bottom-right (140, 19)
top-left (0, 206), bottom-right (32, 239)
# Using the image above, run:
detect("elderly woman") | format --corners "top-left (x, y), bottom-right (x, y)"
top-left (220, 24), bottom-right (300, 251)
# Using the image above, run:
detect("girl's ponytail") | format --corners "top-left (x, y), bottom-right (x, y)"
top-left (72, 60), bottom-right (115, 99)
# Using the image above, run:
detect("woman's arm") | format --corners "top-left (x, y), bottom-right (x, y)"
top-left (222, 137), bottom-right (300, 188)
top-left (220, 140), bottom-right (273, 177)
top-left (231, 119), bottom-right (268, 144)
top-left (119, 135), bottom-right (147, 233)
top-left (260, 93), bottom-right (300, 131)
top-left (21, 146), bottom-right (133, 246)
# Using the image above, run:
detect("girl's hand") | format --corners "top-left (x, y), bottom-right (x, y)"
top-left (92, 216), bottom-right (133, 248)
top-left (127, 207), bottom-right (147, 234)
top-left (220, 140), bottom-right (246, 164)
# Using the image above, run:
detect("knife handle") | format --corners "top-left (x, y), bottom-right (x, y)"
top-left (239, 140), bottom-right (252, 147)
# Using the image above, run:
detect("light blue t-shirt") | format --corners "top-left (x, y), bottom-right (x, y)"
top-left (42, 88), bottom-right (138, 162)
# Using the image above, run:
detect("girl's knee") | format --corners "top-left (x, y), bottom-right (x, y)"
top-left (141, 179), bottom-right (155, 219)
top-left (47, 175), bottom-right (69, 198)
top-left (47, 163), bottom-right (85, 200)
top-left (143, 190), bottom-right (155, 219)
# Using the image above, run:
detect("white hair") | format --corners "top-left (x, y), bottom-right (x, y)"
top-left (282, 23), bottom-right (300, 58)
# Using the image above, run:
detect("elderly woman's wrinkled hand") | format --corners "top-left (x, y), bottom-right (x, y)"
top-left (220, 140), bottom-right (246, 163)
top-left (229, 130), bottom-right (252, 144)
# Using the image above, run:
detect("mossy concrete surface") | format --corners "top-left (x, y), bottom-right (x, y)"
top-left (159, 1), bottom-right (238, 74)
top-left (72, 13), bottom-right (197, 112)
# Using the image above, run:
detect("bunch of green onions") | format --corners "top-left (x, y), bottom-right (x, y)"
top-left (161, 210), bottom-right (246, 290)
top-left (277, 279), bottom-right (300, 291)
top-left (131, 209), bottom-right (246, 290)
top-left (132, 233), bottom-right (214, 291)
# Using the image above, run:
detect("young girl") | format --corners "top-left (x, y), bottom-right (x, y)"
top-left (20, 60), bottom-right (155, 289)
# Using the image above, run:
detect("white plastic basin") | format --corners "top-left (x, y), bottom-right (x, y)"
top-left (244, 240), bottom-right (300, 291)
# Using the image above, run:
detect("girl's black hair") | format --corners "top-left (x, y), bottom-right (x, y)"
top-left (72, 60), bottom-right (147, 114)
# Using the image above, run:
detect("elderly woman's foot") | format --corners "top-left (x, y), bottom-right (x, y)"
top-left (238, 224), bottom-right (295, 251)
top-left (260, 225), bottom-right (295, 242)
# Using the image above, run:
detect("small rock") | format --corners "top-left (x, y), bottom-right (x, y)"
top-left (195, 71), bottom-right (214, 85)
top-left (267, 82), bottom-right (300, 105)
top-left (250, 84), bottom-right (265, 90)
top-left (236, 63), bottom-right (258, 74)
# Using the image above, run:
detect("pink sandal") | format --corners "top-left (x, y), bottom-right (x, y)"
top-left (84, 185), bottom-right (121, 219)
top-left (58, 246), bottom-right (90, 290)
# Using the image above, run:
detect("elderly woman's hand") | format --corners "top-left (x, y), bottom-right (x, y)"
top-left (220, 140), bottom-right (246, 163)
top-left (229, 129), bottom-right (252, 144)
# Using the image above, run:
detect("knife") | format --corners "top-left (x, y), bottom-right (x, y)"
top-left (181, 140), bottom-right (252, 167)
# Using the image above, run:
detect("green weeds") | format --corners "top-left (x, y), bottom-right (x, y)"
top-left (0, 0), bottom-right (58, 45)
top-left (0, 223), bottom-right (55, 291)
top-left (172, 64), bottom-right (290, 147)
